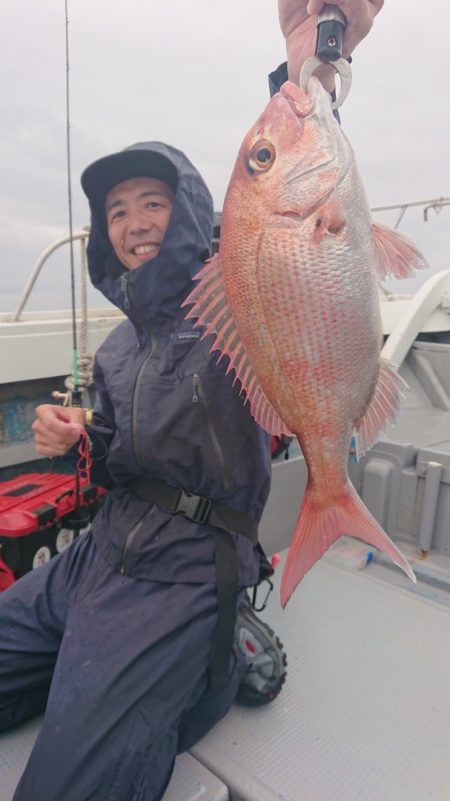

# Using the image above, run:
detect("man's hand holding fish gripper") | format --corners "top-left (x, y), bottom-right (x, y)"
top-left (279, 0), bottom-right (384, 91)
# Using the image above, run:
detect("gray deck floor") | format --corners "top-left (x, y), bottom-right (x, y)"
top-left (192, 554), bottom-right (450, 801)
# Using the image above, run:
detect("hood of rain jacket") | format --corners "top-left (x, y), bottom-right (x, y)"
top-left (82, 141), bottom-right (214, 335)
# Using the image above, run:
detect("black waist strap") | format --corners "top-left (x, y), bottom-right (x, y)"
top-left (126, 474), bottom-right (258, 693)
top-left (126, 475), bottom-right (258, 543)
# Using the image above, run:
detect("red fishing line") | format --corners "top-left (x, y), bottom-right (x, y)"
top-left (77, 429), bottom-right (92, 484)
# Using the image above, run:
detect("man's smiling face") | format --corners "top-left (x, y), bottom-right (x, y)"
top-left (105, 176), bottom-right (174, 270)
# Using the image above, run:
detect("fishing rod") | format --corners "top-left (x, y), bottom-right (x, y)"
top-left (51, 0), bottom-right (82, 410)
top-left (51, 1), bottom-right (92, 521)
top-left (65, 0), bottom-right (82, 409)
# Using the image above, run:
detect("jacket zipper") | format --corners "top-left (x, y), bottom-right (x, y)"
top-left (131, 338), bottom-right (156, 468)
top-left (120, 273), bottom-right (130, 310)
top-left (122, 275), bottom-right (157, 469)
top-left (192, 373), bottom-right (199, 403)
top-left (192, 372), bottom-right (231, 490)
top-left (119, 505), bottom-right (155, 575)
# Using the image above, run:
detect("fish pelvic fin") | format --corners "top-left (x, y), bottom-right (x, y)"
top-left (182, 254), bottom-right (293, 437)
top-left (280, 480), bottom-right (415, 608)
top-left (372, 223), bottom-right (428, 280)
top-left (353, 359), bottom-right (407, 458)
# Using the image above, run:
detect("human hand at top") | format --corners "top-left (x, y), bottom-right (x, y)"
top-left (32, 404), bottom-right (85, 457)
top-left (278, 0), bottom-right (384, 89)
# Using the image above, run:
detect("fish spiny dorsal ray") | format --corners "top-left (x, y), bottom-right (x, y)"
top-left (183, 255), bottom-right (293, 438)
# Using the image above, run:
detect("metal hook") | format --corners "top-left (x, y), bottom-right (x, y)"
top-left (299, 56), bottom-right (352, 110)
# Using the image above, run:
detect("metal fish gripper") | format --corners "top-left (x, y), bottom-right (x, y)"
top-left (299, 3), bottom-right (352, 110)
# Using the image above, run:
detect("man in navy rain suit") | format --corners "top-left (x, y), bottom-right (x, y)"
top-left (0, 2), bottom-right (383, 798)
top-left (2, 140), bottom-right (282, 801)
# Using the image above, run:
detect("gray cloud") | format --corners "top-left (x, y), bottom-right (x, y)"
top-left (1, 0), bottom-right (449, 312)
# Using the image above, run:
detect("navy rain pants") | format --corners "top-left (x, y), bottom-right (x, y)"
top-left (0, 533), bottom-right (245, 801)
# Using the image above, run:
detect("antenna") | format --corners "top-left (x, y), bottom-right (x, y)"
top-left (64, 0), bottom-right (81, 407)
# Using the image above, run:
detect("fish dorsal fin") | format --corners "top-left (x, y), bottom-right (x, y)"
top-left (372, 223), bottom-right (428, 280)
top-left (353, 358), bottom-right (407, 458)
top-left (183, 254), bottom-right (293, 437)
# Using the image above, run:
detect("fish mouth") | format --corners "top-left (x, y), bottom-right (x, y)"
top-left (279, 80), bottom-right (318, 119)
top-left (279, 77), bottom-right (337, 129)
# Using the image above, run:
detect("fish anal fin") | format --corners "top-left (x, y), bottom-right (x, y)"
top-left (281, 482), bottom-right (415, 608)
top-left (353, 359), bottom-right (407, 458)
top-left (183, 254), bottom-right (292, 437)
top-left (373, 223), bottom-right (428, 280)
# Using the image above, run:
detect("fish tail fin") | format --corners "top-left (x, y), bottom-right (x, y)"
top-left (280, 481), bottom-right (416, 608)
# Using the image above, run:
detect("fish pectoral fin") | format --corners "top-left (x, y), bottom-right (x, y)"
top-left (280, 482), bottom-right (415, 608)
top-left (372, 223), bottom-right (428, 280)
top-left (353, 359), bottom-right (408, 458)
top-left (182, 254), bottom-right (292, 437)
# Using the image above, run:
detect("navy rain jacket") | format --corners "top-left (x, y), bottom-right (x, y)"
top-left (84, 142), bottom-right (272, 586)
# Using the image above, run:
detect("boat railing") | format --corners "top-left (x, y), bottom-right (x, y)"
top-left (6, 228), bottom-right (98, 392)
top-left (8, 196), bottom-right (450, 324)
top-left (9, 228), bottom-right (91, 324)
top-left (371, 195), bottom-right (450, 229)
top-left (381, 269), bottom-right (450, 368)
top-left (371, 197), bottom-right (450, 366)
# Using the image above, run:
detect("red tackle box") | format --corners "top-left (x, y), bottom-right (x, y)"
top-left (0, 472), bottom-right (104, 592)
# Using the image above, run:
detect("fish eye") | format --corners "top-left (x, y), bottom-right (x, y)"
top-left (248, 140), bottom-right (276, 173)
top-left (256, 147), bottom-right (272, 163)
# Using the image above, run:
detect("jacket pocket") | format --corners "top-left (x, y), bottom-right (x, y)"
top-left (191, 372), bottom-right (231, 490)
top-left (119, 505), bottom-right (156, 576)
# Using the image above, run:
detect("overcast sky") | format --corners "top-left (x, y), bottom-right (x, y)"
top-left (1, 0), bottom-right (449, 313)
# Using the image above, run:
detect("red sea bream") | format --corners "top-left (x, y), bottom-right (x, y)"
top-left (184, 78), bottom-right (427, 607)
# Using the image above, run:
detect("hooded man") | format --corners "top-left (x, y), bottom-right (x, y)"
top-left (2, 141), bottom-right (286, 801)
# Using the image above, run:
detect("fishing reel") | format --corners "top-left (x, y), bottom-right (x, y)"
top-left (51, 390), bottom-right (93, 425)
top-left (51, 389), bottom-right (77, 406)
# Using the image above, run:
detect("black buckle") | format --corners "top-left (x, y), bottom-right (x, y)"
top-left (174, 490), bottom-right (212, 524)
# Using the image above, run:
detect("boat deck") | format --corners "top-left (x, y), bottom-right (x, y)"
top-left (191, 554), bottom-right (450, 801)
top-left (2, 553), bottom-right (450, 801)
